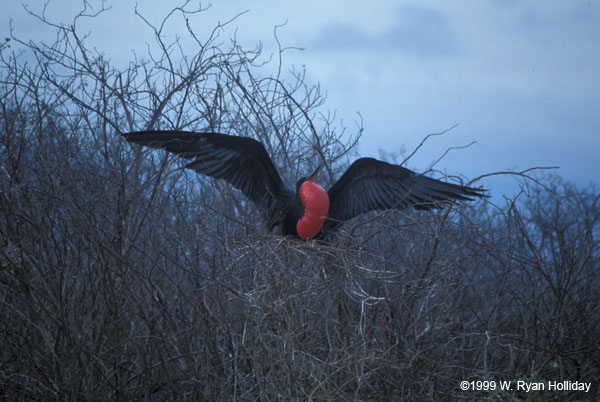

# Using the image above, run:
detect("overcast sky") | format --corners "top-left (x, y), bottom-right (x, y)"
top-left (5, 1), bottom-right (599, 200)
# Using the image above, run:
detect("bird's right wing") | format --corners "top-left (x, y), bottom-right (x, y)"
top-left (325, 157), bottom-right (486, 232)
top-left (123, 131), bottom-right (292, 225)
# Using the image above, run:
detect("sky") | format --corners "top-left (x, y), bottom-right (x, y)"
top-left (4, 1), bottom-right (599, 201)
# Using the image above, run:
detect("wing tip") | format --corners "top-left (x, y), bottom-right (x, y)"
top-left (122, 131), bottom-right (149, 144)
top-left (460, 185), bottom-right (490, 200)
top-left (121, 130), bottom-right (184, 148)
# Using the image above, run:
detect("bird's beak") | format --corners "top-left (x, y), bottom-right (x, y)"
top-left (308, 165), bottom-right (322, 181)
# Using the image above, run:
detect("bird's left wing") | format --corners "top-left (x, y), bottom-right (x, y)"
top-left (325, 157), bottom-right (486, 232)
top-left (123, 131), bottom-right (291, 224)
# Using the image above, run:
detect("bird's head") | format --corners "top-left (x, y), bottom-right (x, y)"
top-left (296, 165), bottom-right (330, 240)
top-left (296, 165), bottom-right (322, 193)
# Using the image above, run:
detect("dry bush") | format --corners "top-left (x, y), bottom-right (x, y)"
top-left (1, 3), bottom-right (599, 401)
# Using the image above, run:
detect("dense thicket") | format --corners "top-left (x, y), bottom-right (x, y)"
top-left (1, 5), bottom-right (598, 401)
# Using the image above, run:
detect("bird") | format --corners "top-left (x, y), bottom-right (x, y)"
top-left (123, 130), bottom-right (486, 240)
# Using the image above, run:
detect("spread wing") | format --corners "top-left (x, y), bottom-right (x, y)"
top-left (325, 157), bottom-right (486, 232)
top-left (123, 130), bottom-right (292, 228)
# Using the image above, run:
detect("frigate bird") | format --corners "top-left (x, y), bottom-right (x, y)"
top-left (123, 131), bottom-right (486, 239)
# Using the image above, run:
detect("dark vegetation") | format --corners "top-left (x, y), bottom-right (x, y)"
top-left (1, 4), bottom-right (599, 401)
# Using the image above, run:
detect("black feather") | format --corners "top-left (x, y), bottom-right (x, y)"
top-left (123, 130), bottom-right (292, 230)
top-left (325, 157), bottom-right (486, 233)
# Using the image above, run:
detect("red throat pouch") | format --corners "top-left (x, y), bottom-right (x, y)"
top-left (296, 178), bottom-right (330, 240)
